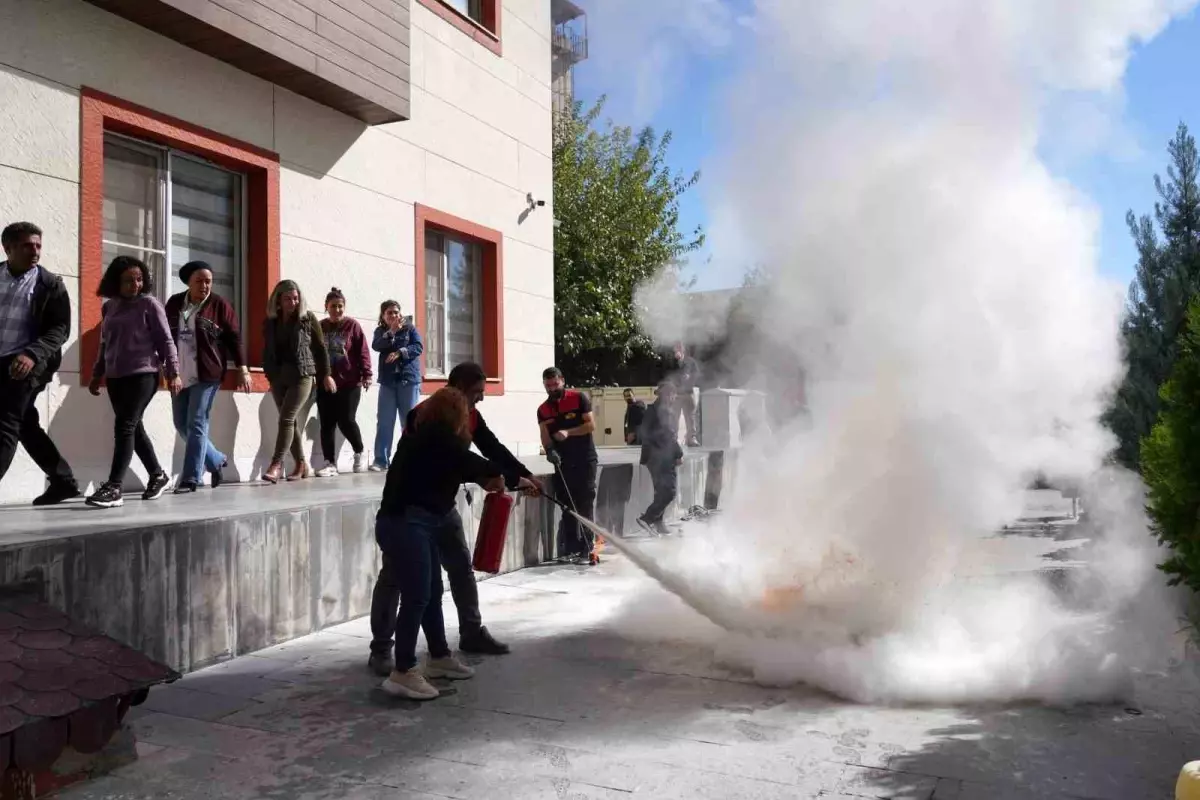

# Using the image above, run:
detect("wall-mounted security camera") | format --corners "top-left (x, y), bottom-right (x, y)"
top-left (526, 192), bottom-right (546, 211)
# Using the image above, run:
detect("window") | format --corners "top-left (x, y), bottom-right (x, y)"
top-left (416, 0), bottom-right (501, 55)
top-left (102, 133), bottom-right (245, 321)
top-left (444, 0), bottom-right (483, 24)
top-left (414, 204), bottom-right (505, 395)
top-left (80, 88), bottom-right (280, 390)
top-left (423, 231), bottom-right (483, 376)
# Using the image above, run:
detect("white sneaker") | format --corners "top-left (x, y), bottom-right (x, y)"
top-left (425, 654), bottom-right (474, 681)
top-left (381, 667), bottom-right (440, 700)
top-left (368, 464), bottom-right (385, 473)
top-left (353, 453), bottom-right (366, 474)
top-left (314, 464), bottom-right (338, 478)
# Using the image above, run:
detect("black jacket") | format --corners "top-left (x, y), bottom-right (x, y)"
top-left (21, 266), bottom-right (70, 387)
top-left (405, 405), bottom-right (532, 490)
top-left (639, 398), bottom-right (683, 466)
top-left (379, 421), bottom-right (502, 516)
top-left (623, 400), bottom-right (646, 441)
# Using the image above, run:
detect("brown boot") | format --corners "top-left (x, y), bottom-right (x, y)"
top-left (287, 461), bottom-right (309, 481)
top-left (263, 462), bottom-right (283, 484)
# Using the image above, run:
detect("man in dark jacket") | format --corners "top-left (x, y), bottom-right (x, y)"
top-left (0, 222), bottom-right (78, 505)
top-left (368, 362), bottom-right (544, 675)
top-left (623, 388), bottom-right (646, 445)
top-left (637, 381), bottom-right (684, 536)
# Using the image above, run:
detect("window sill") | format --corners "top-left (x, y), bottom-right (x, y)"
top-left (421, 375), bottom-right (505, 396)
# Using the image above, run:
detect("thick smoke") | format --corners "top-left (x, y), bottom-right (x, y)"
top-left (613, 0), bottom-right (1197, 704)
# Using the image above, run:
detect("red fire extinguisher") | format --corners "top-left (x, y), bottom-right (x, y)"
top-left (472, 491), bottom-right (515, 574)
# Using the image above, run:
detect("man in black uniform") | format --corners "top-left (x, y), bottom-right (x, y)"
top-left (368, 362), bottom-right (543, 676)
top-left (622, 388), bottom-right (646, 445)
top-left (638, 381), bottom-right (683, 536)
top-left (537, 367), bottom-right (598, 563)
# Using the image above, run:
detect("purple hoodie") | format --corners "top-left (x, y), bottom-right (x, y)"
top-left (93, 294), bottom-right (180, 380)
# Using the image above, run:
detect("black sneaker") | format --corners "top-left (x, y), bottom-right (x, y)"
top-left (460, 626), bottom-right (510, 655)
top-left (32, 482), bottom-right (80, 507)
top-left (210, 460), bottom-right (227, 489)
top-left (143, 472), bottom-right (171, 501)
top-left (174, 481), bottom-right (198, 495)
top-left (367, 652), bottom-right (395, 678)
top-left (86, 483), bottom-right (123, 509)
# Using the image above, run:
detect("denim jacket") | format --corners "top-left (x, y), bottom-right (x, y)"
top-left (372, 319), bottom-right (423, 385)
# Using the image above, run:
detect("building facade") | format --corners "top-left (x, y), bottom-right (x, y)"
top-left (0, 0), bottom-right (557, 503)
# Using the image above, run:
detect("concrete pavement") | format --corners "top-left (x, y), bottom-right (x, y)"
top-left (58, 540), bottom-right (1200, 800)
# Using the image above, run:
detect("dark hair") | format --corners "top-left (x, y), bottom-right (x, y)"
top-left (542, 367), bottom-right (564, 381)
top-left (326, 287), bottom-right (345, 306)
top-left (97, 256), bottom-right (153, 299)
top-left (378, 299), bottom-right (401, 328)
top-left (2, 222), bottom-right (42, 249)
top-left (179, 260), bottom-right (211, 285)
top-left (416, 387), bottom-right (472, 443)
top-left (448, 362), bottom-right (487, 391)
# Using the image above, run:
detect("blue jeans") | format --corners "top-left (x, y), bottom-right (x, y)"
top-left (374, 381), bottom-right (420, 467)
top-left (376, 507), bottom-right (451, 671)
top-left (171, 382), bottom-right (226, 485)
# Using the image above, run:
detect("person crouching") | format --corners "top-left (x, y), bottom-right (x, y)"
top-left (375, 387), bottom-right (506, 700)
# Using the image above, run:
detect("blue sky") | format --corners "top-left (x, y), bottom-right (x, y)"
top-left (571, 4), bottom-right (1200, 292)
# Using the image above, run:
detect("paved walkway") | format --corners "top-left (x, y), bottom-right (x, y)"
top-left (60, 547), bottom-right (1199, 800)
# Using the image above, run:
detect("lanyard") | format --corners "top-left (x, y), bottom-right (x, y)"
top-left (181, 296), bottom-right (207, 327)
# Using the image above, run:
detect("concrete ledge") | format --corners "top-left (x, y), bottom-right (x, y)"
top-left (0, 449), bottom-right (730, 675)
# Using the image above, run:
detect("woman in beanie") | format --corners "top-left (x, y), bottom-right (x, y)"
top-left (262, 280), bottom-right (332, 484)
top-left (314, 287), bottom-right (372, 477)
top-left (164, 261), bottom-right (251, 493)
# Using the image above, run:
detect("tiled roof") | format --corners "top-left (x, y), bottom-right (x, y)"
top-left (0, 599), bottom-right (178, 772)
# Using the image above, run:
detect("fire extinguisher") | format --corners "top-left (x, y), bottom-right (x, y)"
top-left (472, 491), bottom-right (515, 574)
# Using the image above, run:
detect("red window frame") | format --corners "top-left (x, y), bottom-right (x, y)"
top-left (79, 88), bottom-right (280, 392)
top-left (416, 0), bottom-right (502, 56)
top-left (414, 204), bottom-right (505, 396)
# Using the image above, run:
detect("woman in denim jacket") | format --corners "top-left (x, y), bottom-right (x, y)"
top-left (371, 300), bottom-right (423, 470)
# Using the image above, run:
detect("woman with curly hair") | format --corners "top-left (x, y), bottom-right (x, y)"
top-left (374, 387), bottom-right (505, 700)
top-left (86, 256), bottom-right (180, 508)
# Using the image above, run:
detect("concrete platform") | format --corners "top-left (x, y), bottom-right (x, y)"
top-left (0, 449), bottom-right (728, 676)
top-left (53, 553), bottom-right (1200, 800)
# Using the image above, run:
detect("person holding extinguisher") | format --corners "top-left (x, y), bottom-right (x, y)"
top-left (374, 387), bottom-right (504, 701)
top-left (367, 362), bottom-right (543, 677)
top-left (537, 367), bottom-right (598, 564)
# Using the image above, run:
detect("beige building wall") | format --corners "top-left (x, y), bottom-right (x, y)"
top-left (0, 0), bottom-right (555, 503)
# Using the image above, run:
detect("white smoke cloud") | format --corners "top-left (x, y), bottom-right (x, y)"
top-left (607, 0), bottom-right (1197, 704)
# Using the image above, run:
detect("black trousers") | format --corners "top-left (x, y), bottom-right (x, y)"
top-left (106, 373), bottom-right (162, 486)
top-left (555, 460), bottom-right (597, 557)
top-left (316, 385), bottom-right (364, 462)
top-left (643, 459), bottom-right (678, 522)
top-left (369, 507), bottom-right (482, 656)
top-left (0, 356), bottom-right (75, 489)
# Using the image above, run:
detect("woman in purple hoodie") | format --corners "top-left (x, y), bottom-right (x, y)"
top-left (86, 256), bottom-right (181, 509)
top-left (314, 287), bottom-right (373, 477)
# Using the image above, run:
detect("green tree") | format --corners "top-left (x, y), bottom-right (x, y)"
top-left (1142, 298), bottom-right (1200, 590)
top-left (553, 97), bottom-right (704, 386)
top-left (1107, 123), bottom-right (1200, 469)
